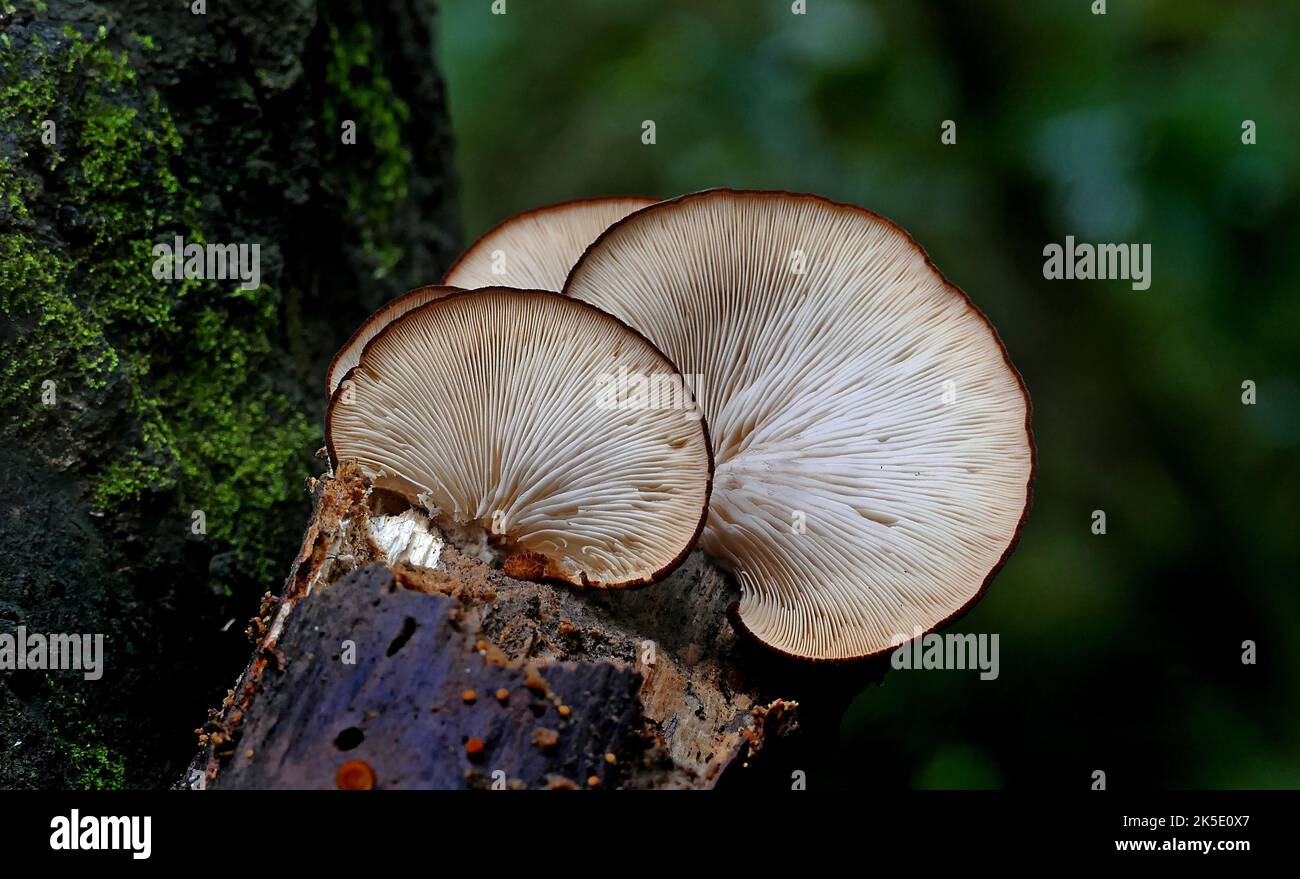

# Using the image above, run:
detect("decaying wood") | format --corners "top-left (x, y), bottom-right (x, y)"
top-left (186, 466), bottom-right (879, 789)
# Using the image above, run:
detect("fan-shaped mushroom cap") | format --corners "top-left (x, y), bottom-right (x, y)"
top-left (326, 285), bottom-right (460, 395)
top-left (565, 189), bottom-right (1033, 659)
top-left (442, 197), bottom-right (655, 291)
top-left (327, 287), bottom-right (712, 589)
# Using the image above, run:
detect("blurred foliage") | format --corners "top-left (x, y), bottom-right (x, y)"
top-left (440, 0), bottom-right (1300, 789)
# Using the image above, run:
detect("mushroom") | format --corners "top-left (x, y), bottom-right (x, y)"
top-left (564, 189), bottom-right (1033, 660)
top-left (442, 197), bottom-right (655, 291)
top-left (326, 285), bottom-right (460, 396)
top-left (327, 287), bottom-right (712, 589)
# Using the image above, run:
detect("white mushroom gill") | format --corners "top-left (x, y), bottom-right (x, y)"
top-left (443, 197), bottom-right (655, 291)
top-left (566, 190), bottom-right (1032, 659)
top-left (327, 288), bottom-right (711, 589)
top-left (326, 285), bottom-right (460, 396)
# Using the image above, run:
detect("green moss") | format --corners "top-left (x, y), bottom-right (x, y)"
top-left (0, 227), bottom-right (118, 411)
top-left (323, 20), bottom-right (411, 277)
top-left (68, 739), bottom-right (127, 790)
top-left (1, 23), bottom-right (315, 586)
top-left (44, 677), bottom-right (127, 791)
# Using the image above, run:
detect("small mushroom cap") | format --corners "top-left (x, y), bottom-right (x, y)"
top-left (442, 197), bottom-right (656, 291)
top-left (327, 287), bottom-right (712, 589)
top-left (326, 285), bottom-right (460, 396)
top-left (566, 189), bottom-right (1033, 659)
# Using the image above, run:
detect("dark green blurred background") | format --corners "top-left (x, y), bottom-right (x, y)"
top-left (438, 0), bottom-right (1299, 788)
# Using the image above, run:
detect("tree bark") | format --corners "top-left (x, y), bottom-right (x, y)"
top-left (188, 467), bottom-right (882, 789)
top-left (0, 0), bottom-right (458, 788)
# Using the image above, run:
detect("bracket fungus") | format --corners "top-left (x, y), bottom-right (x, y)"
top-left (442, 196), bottom-right (655, 291)
top-left (326, 285), bottom-right (461, 396)
top-left (327, 287), bottom-right (712, 589)
top-left (565, 189), bottom-right (1034, 660)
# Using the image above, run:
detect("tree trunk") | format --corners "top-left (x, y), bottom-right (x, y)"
top-left (187, 466), bottom-right (880, 790)
top-left (0, 0), bottom-right (458, 788)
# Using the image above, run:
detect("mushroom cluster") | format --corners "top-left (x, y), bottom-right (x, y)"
top-left (326, 189), bottom-right (1033, 661)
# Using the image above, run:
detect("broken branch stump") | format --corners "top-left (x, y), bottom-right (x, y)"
top-left (186, 466), bottom-right (880, 789)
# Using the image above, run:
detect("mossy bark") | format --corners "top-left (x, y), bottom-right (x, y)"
top-left (0, 0), bottom-right (459, 788)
